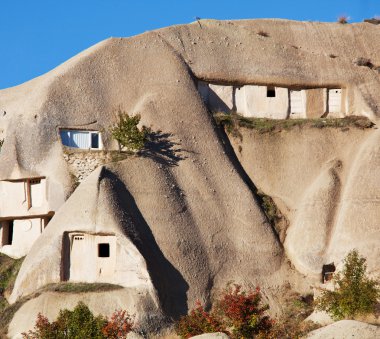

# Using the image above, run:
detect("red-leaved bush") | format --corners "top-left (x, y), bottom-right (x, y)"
top-left (215, 285), bottom-right (273, 338)
top-left (102, 310), bottom-right (134, 339)
top-left (23, 313), bottom-right (59, 339)
top-left (176, 284), bottom-right (273, 339)
top-left (176, 301), bottom-right (226, 338)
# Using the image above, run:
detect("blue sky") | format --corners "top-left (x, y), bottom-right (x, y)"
top-left (0, 0), bottom-right (378, 89)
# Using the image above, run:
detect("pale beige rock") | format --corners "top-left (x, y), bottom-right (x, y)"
top-left (229, 125), bottom-right (379, 281)
top-left (127, 333), bottom-right (145, 339)
top-left (305, 310), bottom-right (334, 326)
top-left (192, 333), bottom-right (230, 339)
top-left (284, 160), bottom-right (342, 277)
top-left (208, 84), bottom-right (234, 112)
top-left (0, 19), bottom-right (379, 334)
top-left (306, 320), bottom-right (380, 339)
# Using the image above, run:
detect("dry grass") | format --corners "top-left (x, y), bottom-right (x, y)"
top-left (0, 254), bottom-right (24, 312)
top-left (214, 112), bottom-right (374, 136)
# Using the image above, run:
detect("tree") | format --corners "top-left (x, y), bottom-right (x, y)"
top-left (316, 250), bottom-right (380, 320)
top-left (110, 110), bottom-right (148, 151)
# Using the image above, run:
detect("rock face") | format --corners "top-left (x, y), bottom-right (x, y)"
top-left (191, 333), bottom-right (230, 339)
top-left (306, 320), bottom-right (380, 339)
top-left (228, 124), bottom-right (380, 279)
top-left (0, 19), bottom-right (379, 334)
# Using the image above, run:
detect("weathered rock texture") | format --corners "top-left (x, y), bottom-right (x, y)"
top-left (306, 320), bottom-right (380, 339)
top-left (228, 125), bottom-right (379, 278)
top-left (0, 19), bottom-right (379, 334)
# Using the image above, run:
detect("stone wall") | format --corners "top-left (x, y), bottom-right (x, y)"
top-left (63, 149), bottom-right (114, 182)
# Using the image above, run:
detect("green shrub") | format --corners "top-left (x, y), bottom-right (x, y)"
top-left (316, 250), bottom-right (380, 320)
top-left (110, 110), bottom-right (148, 151)
top-left (23, 302), bottom-right (134, 339)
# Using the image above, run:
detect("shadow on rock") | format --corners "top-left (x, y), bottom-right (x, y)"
top-left (103, 170), bottom-right (189, 319)
top-left (141, 131), bottom-right (188, 167)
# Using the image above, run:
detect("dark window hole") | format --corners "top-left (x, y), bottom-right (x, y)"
top-left (98, 243), bottom-right (110, 257)
top-left (322, 263), bottom-right (336, 283)
top-left (267, 86), bottom-right (276, 97)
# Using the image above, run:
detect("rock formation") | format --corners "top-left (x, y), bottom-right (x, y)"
top-left (0, 19), bottom-right (379, 336)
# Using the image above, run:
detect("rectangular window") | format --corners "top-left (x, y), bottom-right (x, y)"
top-left (267, 86), bottom-right (276, 97)
top-left (98, 243), bottom-right (110, 257)
top-left (91, 133), bottom-right (99, 149)
top-left (60, 130), bottom-right (101, 150)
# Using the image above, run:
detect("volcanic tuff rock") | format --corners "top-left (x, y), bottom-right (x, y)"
top-left (306, 320), bottom-right (380, 339)
top-left (0, 19), bottom-right (380, 334)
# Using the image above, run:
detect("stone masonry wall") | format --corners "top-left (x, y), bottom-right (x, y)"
top-left (63, 150), bottom-right (113, 182)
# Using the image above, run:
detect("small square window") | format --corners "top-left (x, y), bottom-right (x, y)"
top-left (91, 133), bottom-right (99, 149)
top-left (267, 86), bottom-right (276, 97)
top-left (98, 243), bottom-right (110, 257)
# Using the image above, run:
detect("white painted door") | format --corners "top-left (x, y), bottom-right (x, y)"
top-left (70, 234), bottom-right (94, 281)
top-left (328, 89), bottom-right (342, 113)
top-left (290, 90), bottom-right (306, 118)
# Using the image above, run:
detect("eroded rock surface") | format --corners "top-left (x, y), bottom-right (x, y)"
top-left (0, 19), bottom-right (379, 334)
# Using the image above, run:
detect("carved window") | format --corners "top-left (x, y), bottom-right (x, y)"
top-left (60, 130), bottom-right (102, 150)
top-left (267, 86), bottom-right (276, 97)
top-left (98, 243), bottom-right (110, 257)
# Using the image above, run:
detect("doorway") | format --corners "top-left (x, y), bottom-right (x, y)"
top-left (1, 220), bottom-right (14, 246)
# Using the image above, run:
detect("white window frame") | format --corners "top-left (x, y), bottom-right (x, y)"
top-left (60, 129), bottom-right (102, 150)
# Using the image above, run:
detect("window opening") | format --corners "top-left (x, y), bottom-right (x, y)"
top-left (322, 263), bottom-right (336, 283)
top-left (91, 133), bottom-right (99, 149)
top-left (60, 130), bottom-right (101, 149)
top-left (267, 86), bottom-right (276, 97)
top-left (98, 243), bottom-right (110, 257)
